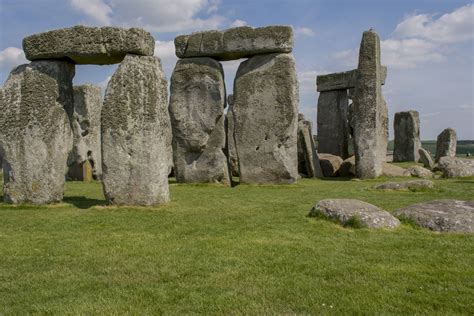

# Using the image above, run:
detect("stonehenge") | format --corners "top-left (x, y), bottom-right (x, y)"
top-left (297, 114), bottom-right (323, 178)
top-left (435, 128), bottom-right (457, 162)
top-left (393, 111), bottom-right (422, 162)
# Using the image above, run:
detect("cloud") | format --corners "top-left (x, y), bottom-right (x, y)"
top-left (381, 38), bottom-right (445, 68)
top-left (70, 0), bottom-right (112, 25)
top-left (229, 19), bottom-right (248, 28)
top-left (0, 47), bottom-right (28, 75)
top-left (332, 49), bottom-right (357, 68)
top-left (154, 40), bottom-right (176, 59)
top-left (298, 70), bottom-right (328, 93)
top-left (295, 27), bottom-right (315, 37)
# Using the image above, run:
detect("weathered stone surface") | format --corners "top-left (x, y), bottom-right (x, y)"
top-left (438, 157), bottom-right (474, 178)
top-left (169, 57), bottom-right (230, 185)
top-left (353, 29), bottom-right (388, 178)
top-left (297, 115), bottom-right (323, 178)
top-left (406, 166), bottom-right (433, 178)
top-left (435, 128), bottom-right (457, 162)
top-left (175, 26), bottom-right (293, 61)
top-left (317, 90), bottom-right (350, 159)
top-left (375, 179), bottom-right (434, 190)
top-left (101, 55), bottom-right (171, 205)
top-left (226, 98), bottom-right (239, 177)
top-left (316, 66), bottom-right (387, 92)
top-left (418, 148), bottom-right (435, 170)
top-left (309, 199), bottom-right (400, 229)
top-left (394, 200), bottom-right (474, 233)
top-left (0, 61), bottom-right (74, 204)
top-left (393, 111), bottom-right (421, 162)
top-left (382, 163), bottom-right (411, 177)
top-left (318, 153), bottom-right (343, 177)
top-left (233, 53), bottom-right (298, 184)
top-left (23, 26), bottom-right (155, 64)
top-left (68, 84), bottom-right (102, 180)
top-left (338, 156), bottom-right (356, 177)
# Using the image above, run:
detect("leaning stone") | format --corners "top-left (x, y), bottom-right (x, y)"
top-left (297, 116), bottom-right (323, 178)
top-left (316, 66), bottom-right (387, 92)
top-left (352, 29), bottom-right (388, 178)
top-left (375, 179), bottom-right (434, 190)
top-left (233, 53), bottom-right (298, 184)
top-left (175, 26), bottom-right (293, 61)
top-left (382, 163), bottom-right (411, 177)
top-left (438, 157), bottom-right (474, 178)
top-left (309, 199), bottom-right (400, 229)
top-left (169, 57), bottom-right (230, 185)
top-left (393, 111), bottom-right (422, 162)
top-left (0, 60), bottom-right (74, 204)
top-left (23, 26), bottom-right (155, 64)
top-left (406, 166), bottom-right (433, 178)
top-left (418, 148), bottom-right (435, 170)
top-left (318, 153), bottom-right (343, 177)
top-left (393, 200), bottom-right (474, 233)
top-left (435, 128), bottom-right (457, 162)
top-left (101, 55), bottom-right (171, 205)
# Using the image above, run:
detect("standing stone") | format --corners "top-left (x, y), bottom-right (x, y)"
top-left (101, 55), bottom-right (171, 205)
top-left (352, 29), bottom-right (388, 178)
top-left (297, 114), bottom-right (323, 178)
top-left (418, 148), bottom-right (434, 170)
top-left (226, 94), bottom-right (239, 177)
top-left (317, 90), bottom-right (350, 159)
top-left (233, 53), bottom-right (298, 184)
top-left (68, 84), bottom-right (102, 180)
top-left (393, 111), bottom-right (422, 162)
top-left (169, 58), bottom-right (230, 185)
top-left (435, 128), bottom-right (457, 162)
top-left (0, 61), bottom-right (74, 204)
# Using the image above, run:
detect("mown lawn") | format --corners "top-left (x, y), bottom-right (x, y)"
top-left (0, 176), bottom-right (473, 314)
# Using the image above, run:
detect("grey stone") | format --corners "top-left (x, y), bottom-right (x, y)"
top-left (233, 53), bottom-right (298, 184)
top-left (375, 179), bottom-right (434, 190)
top-left (297, 115), bottom-right (323, 178)
top-left (382, 162), bottom-right (411, 177)
top-left (316, 66), bottom-right (387, 92)
top-left (175, 25), bottom-right (293, 61)
top-left (0, 60), bottom-right (74, 204)
top-left (169, 58), bottom-right (230, 185)
top-left (406, 166), bottom-right (433, 178)
top-left (418, 148), bottom-right (435, 169)
top-left (226, 103), bottom-right (239, 177)
top-left (393, 200), bottom-right (474, 233)
top-left (338, 156), bottom-right (356, 177)
top-left (101, 55), bottom-right (171, 205)
top-left (393, 111), bottom-right (421, 162)
top-left (317, 90), bottom-right (350, 159)
top-left (68, 84), bottom-right (102, 180)
top-left (353, 29), bottom-right (388, 178)
top-left (23, 26), bottom-right (155, 65)
top-left (435, 128), bottom-right (457, 162)
top-left (438, 157), bottom-right (474, 178)
top-left (309, 199), bottom-right (400, 229)
top-left (318, 153), bottom-right (343, 177)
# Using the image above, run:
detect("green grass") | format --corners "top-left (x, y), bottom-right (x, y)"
top-left (1, 176), bottom-right (473, 314)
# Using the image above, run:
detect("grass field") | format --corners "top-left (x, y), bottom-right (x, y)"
top-left (1, 176), bottom-right (473, 314)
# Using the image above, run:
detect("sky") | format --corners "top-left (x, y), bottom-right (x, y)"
top-left (0, 0), bottom-right (473, 139)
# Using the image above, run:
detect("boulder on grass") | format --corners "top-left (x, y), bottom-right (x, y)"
top-left (406, 166), bottom-right (433, 178)
top-left (382, 163), bottom-right (411, 177)
top-left (374, 180), bottom-right (434, 190)
top-left (318, 153), bottom-right (343, 177)
top-left (438, 157), bottom-right (474, 178)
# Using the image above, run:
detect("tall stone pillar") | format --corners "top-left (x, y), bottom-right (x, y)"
top-left (393, 110), bottom-right (421, 162)
top-left (435, 128), bottom-right (457, 162)
top-left (226, 94), bottom-right (239, 177)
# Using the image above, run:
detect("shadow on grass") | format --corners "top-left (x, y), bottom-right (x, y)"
top-left (63, 196), bottom-right (106, 209)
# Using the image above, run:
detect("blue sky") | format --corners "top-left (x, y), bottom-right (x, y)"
top-left (1, 0), bottom-right (473, 139)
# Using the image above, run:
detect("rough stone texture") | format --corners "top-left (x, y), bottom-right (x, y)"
top-left (309, 199), bottom-right (400, 229)
top-left (382, 163), bottom-right (411, 177)
top-left (297, 115), bottom-right (323, 178)
top-left (435, 128), bottom-right (457, 162)
top-left (233, 53), bottom-right (298, 184)
top-left (438, 157), bottom-right (474, 178)
top-left (23, 26), bottom-right (155, 64)
top-left (318, 153), bottom-right (343, 177)
top-left (393, 111), bottom-right (421, 162)
top-left (169, 58), bottom-right (230, 185)
top-left (406, 166), bottom-right (433, 178)
top-left (317, 90), bottom-right (350, 159)
top-left (419, 148), bottom-right (435, 170)
top-left (353, 29), bottom-right (388, 178)
top-left (68, 84), bottom-right (102, 180)
top-left (101, 55), bottom-right (171, 205)
top-left (226, 100), bottom-right (239, 177)
top-left (0, 61), bottom-right (74, 204)
top-left (394, 200), bottom-right (474, 233)
top-left (316, 66), bottom-right (387, 92)
top-left (375, 179), bottom-right (434, 190)
top-left (338, 156), bottom-right (356, 177)
top-left (175, 26), bottom-right (293, 61)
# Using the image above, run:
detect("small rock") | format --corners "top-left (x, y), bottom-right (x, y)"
top-left (406, 166), bottom-right (433, 178)
top-left (382, 162), bottom-right (411, 177)
top-left (374, 180), bottom-right (434, 190)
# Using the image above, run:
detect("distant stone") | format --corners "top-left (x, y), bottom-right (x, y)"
top-left (169, 57), bottom-right (230, 185)
top-left (0, 60), bottom-right (74, 204)
top-left (297, 116), bottom-right (323, 178)
top-left (382, 163), bottom-right (411, 177)
top-left (316, 66), bottom-right (387, 92)
top-left (23, 26), bottom-right (155, 64)
top-left (406, 166), bottom-right (433, 178)
top-left (375, 179), bottom-right (434, 190)
top-left (435, 128), bottom-right (457, 162)
top-left (338, 156), bottom-right (356, 177)
top-left (233, 53), bottom-right (298, 184)
top-left (175, 26), bottom-right (293, 61)
top-left (318, 153), bottom-right (343, 177)
top-left (101, 55), bottom-right (171, 205)
top-left (418, 148), bottom-right (435, 170)
top-left (393, 111), bottom-right (422, 162)
top-left (438, 157), bottom-right (474, 178)
top-left (309, 199), bottom-right (400, 229)
top-left (393, 200), bottom-right (474, 233)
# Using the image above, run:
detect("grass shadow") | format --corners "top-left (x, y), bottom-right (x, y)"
top-left (63, 196), bottom-right (106, 209)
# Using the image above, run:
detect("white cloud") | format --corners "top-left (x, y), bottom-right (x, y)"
top-left (332, 49), bottom-right (357, 68)
top-left (70, 0), bottom-right (112, 25)
top-left (154, 40), bottom-right (176, 59)
top-left (295, 27), bottom-right (315, 37)
top-left (298, 70), bottom-right (328, 93)
top-left (0, 47), bottom-right (28, 74)
top-left (381, 38), bottom-right (445, 68)
top-left (229, 19), bottom-right (248, 28)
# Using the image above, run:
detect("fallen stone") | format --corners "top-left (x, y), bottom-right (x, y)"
top-left (297, 115), bottom-right (323, 178)
top-left (101, 55), bottom-right (172, 205)
top-left (382, 163), bottom-right (411, 177)
top-left (418, 148), bottom-right (435, 170)
top-left (375, 179), bottom-right (434, 190)
top-left (435, 128), bottom-right (457, 162)
top-left (0, 60), bottom-right (74, 204)
top-left (316, 66), bottom-right (387, 92)
top-left (23, 26), bottom-right (155, 64)
top-left (438, 157), bottom-right (474, 178)
top-left (309, 199), bottom-right (400, 229)
top-left (338, 156), bottom-right (356, 177)
top-left (233, 53), bottom-right (298, 184)
top-left (393, 111), bottom-right (422, 162)
top-left (406, 166), bottom-right (433, 178)
top-left (318, 153), bottom-right (343, 177)
top-left (169, 57), bottom-right (230, 185)
top-left (393, 200), bottom-right (474, 233)
top-left (175, 25), bottom-right (293, 61)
